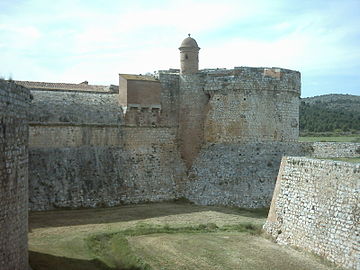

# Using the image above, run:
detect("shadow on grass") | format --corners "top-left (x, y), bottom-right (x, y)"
top-left (29, 202), bottom-right (269, 230)
top-left (29, 251), bottom-right (144, 270)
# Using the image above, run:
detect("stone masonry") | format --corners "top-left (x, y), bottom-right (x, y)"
top-left (310, 142), bottom-right (360, 158)
top-left (28, 88), bottom-right (184, 210)
top-left (185, 142), bottom-right (310, 208)
top-left (0, 80), bottom-right (30, 270)
top-left (22, 36), bottom-right (360, 213)
top-left (264, 156), bottom-right (359, 270)
top-left (22, 36), bottom-right (307, 210)
top-left (2, 35), bottom-right (360, 269)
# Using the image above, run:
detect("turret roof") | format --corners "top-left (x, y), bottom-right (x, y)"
top-left (179, 34), bottom-right (200, 49)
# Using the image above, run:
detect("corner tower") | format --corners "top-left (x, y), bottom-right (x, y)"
top-left (179, 34), bottom-right (200, 74)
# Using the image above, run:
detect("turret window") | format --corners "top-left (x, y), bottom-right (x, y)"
top-left (185, 54), bottom-right (188, 59)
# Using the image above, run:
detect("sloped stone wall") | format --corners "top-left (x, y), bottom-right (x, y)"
top-left (28, 87), bottom-right (185, 211)
top-left (29, 127), bottom-right (185, 210)
top-left (264, 157), bottom-right (359, 269)
top-left (184, 142), bottom-right (309, 207)
top-left (0, 80), bottom-right (30, 270)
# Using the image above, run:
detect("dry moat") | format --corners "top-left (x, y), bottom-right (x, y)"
top-left (29, 202), bottom-right (345, 270)
top-left (1, 36), bottom-right (359, 270)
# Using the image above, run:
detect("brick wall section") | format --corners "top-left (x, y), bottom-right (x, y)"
top-left (264, 157), bottom-right (359, 269)
top-left (126, 80), bottom-right (161, 106)
top-left (0, 80), bottom-right (30, 270)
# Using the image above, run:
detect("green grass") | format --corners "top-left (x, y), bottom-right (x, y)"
top-left (86, 222), bottom-right (263, 269)
top-left (29, 203), bottom-right (343, 270)
top-left (299, 136), bottom-right (360, 142)
top-left (317, 157), bottom-right (360, 163)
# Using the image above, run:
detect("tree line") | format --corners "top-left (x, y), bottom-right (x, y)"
top-left (299, 101), bottom-right (360, 133)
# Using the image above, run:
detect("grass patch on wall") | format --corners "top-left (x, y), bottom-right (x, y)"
top-left (317, 157), bottom-right (360, 163)
top-left (299, 136), bottom-right (360, 143)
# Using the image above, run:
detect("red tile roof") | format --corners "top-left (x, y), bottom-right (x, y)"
top-left (15, 80), bottom-right (118, 92)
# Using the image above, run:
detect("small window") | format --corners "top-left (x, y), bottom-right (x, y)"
top-left (185, 54), bottom-right (188, 59)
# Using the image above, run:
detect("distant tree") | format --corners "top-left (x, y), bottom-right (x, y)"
top-left (299, 97), bottom-right (360, 134)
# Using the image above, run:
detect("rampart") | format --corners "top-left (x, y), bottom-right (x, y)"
top-left (20, 38), bottom-right (305, 212)
top-left (178, 67), bottom-right (304, 207)
top-left (26, 65), bottom-right (305, 210)
top-left (3, 35), bottom-right (359, 269)
top-left (28, 85), bottom-right (185, 210)
top-left (0, 80), bottom-right (30, 269)
top-left (264, 157), bottom-right (359, 270)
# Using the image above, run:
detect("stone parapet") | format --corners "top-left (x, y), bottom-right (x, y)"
top-left (29, 90), bottom-right (123, 125)
top-left (202, 67), bottom-right (301, 95)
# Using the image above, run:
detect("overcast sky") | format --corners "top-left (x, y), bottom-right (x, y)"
top-left (1, 0), bottom-right (359, 97)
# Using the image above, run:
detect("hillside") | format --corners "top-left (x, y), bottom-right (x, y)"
top-left (300, 94), bottom-right (360, 133)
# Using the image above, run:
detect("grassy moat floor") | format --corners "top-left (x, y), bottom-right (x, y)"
top-left (29, 202), bottom-right (343, 270)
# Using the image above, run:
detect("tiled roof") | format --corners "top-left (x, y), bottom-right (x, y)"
top-left (14, 80), bottom-right (118, 92)
top-left (119, 74), bottom-right (158, 82)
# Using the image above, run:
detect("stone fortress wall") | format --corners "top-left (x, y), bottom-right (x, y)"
top-left (264, 157), bottom-right (359, 270)
top-left (14, 36), bottom-right (359, 213)
top-left (27, 84), bottom-right (185, 210)
top-left (1, 35), bottom-right (359, 270)
top-left (25, 65), bottom-right (306, 209)
top-left (310, 142), bottom-right (360, 158)
top-left (202, 67), bottom-right (300, 143)
top-left (0, 80), bottom-right (30, 270)
top-left (177, 67), bottom-right (307, 207)
top-left (11, 35), bottom-right (306, 210)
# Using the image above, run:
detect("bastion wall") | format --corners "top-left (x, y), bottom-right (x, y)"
top-left (3, 36), bottom-right (359, 269)
top-left (26, 65), bottom-right (306, 209)
top-left (180, 67), bottom-right (305, 207)
top-left (264, 157), bottom-right (359, 270)
top-left (0, 80), bottom-right (30, 269)
top-left (28, 87), bottom-right (185, 210)
top-left (202, 67), bottom-right (300, 143)
top-left (185, 142), bottom-right (310, 207)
